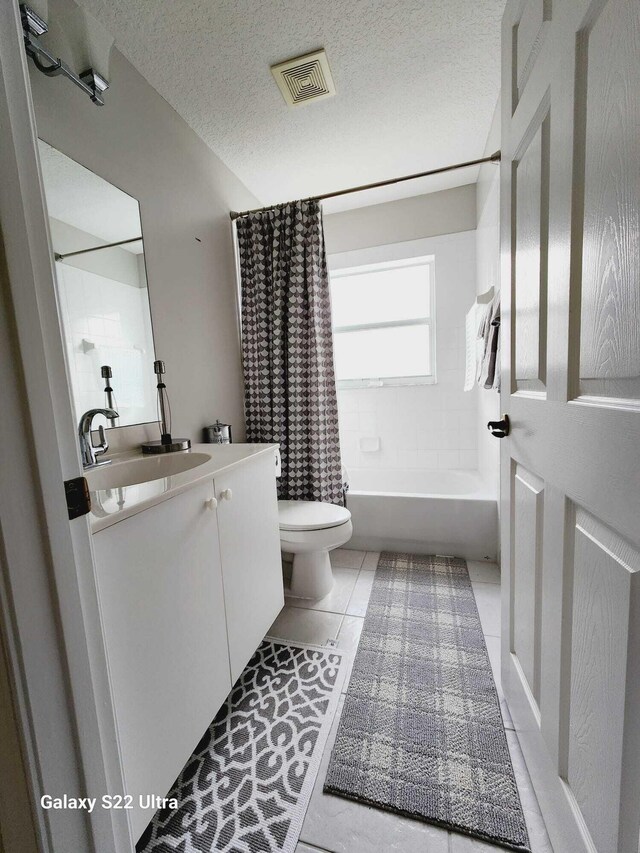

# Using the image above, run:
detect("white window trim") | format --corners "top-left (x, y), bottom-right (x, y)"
top-left (329, 254), bottom-right (436, 389)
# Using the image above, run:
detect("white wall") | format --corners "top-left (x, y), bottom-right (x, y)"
top-left (326, 225), bottom-right (478, 475)
top-left (475, 99), bottom-right (501, 496)
top-left (28, 2), bottom-right (259, 442)
top-left (323, 184), bottom-right (476, 254)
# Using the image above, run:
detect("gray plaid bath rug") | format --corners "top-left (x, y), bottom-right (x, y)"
top-left (137, 640), bottom-right (344, 853)
top-left (324, 552), bottom-right (530, 852)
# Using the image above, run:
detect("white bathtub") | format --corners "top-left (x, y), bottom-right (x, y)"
top-left (345, 468), bottom-right (498, 560)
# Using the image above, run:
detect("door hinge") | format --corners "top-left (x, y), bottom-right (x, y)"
top-left (64, 476), bottom-right (91, 520)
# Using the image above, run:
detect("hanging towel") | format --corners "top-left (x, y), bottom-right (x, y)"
top-left (478, 293), bottom-right (501, 390)
top-left (476, 300), bottom-right (491, 384)
top-left (464, 304), bottom-right (479, 391)
top-left (465, 288), bottom-right (494, 391)
top-left (489, 302), bottom-right (501, 391)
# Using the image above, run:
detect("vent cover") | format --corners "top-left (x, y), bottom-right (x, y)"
top-left (271, 49), bottom-right (336, 107)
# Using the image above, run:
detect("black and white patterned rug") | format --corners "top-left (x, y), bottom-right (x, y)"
top-left (137, 640), bottom-right (344, 853)
top-left (324, 552), bottom-right (531, 852)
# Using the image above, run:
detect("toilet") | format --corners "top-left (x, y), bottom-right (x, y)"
top-left (278, 500), bottom-right (353, 599)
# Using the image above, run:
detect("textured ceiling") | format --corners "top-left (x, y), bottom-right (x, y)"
top-left (72, 0), bottom-right (505, 207)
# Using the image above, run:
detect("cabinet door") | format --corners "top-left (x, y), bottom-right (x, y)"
top-left (92, 482), bottom-right (230, 842)
top-left (215, 453), bottom-right (284, 682)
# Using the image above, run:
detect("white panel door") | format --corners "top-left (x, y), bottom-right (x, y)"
top-left (500, 1), bottom-right (640, 851)
top-left (215, 453), bottom-right (284, 683)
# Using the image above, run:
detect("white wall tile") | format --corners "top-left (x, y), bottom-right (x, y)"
top-left (340, 411), bottom-right (359, 431)
top-left (459, 425), bottom-right (477, 450)
top-left (358, 412), bottom-right (376, 434)
top-left (55, 263), bottom-right (156, 426)
top-left (397, 449), bottom-right (418, 469)
top-left (437, 450), bottom-right (460, 469)
top-left (459, 449), bottom-right (479, 469)
top-left (417, 449), bottom-right (439, 469)
top-left (476, 144), bottom-right (501, 499)
top-left (355, 391), bottom-right (378, 413)
top-left (338, 391), bottom-right (359, 414)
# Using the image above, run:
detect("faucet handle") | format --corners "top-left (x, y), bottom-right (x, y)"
top-left (94, 424), bottom-right (109, 457)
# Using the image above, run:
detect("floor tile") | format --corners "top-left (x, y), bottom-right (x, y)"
top-left (330, 548), bottom-right (366, 570)
top-left (346, 571), bottom-right (375, 617)
top-left (467, 560), bottom-right (500, 584)
top-left (448, 734), bottom-right (552, 853)
top-left (471, 581), bottom-right (501, 637)
top-left (483, 634), bottom-right (502, 690)
top-left (361, 551), bottom-right (381, 571)
top-left (499, 701), bottom-right (514, 731)
top-left (267, 606), bottom-right (343, 647)
top-left (336, 615), bottom-right (364, 653)
top-left (299, 697), bottom-right (450, 853)
top-left (449, 831), bottom-right (529, 852)
top-left (286, 568), bottom-right (359, 614)
top-left (483, 634), bottom-right (514, 730)
top-left (506, 731), bottom-right (553, 853)
top-left (449, 834), bottom-right (508, 852)
top-left (335, 615), bottom-right (364, 692)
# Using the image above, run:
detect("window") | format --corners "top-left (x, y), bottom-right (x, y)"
top-left (329, 255), bottom-right (435, 388)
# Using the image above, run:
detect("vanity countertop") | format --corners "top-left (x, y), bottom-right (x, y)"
top-left (87, 443), bottom-right (278, 533)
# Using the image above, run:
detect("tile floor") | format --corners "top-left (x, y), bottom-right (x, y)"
top-left (267, 549), bottom-right (554, 853)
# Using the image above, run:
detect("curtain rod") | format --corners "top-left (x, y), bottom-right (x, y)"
top-left (230, 151), bottom-right (501, 221)
top-left (55, 236), bottom-right (143, 261)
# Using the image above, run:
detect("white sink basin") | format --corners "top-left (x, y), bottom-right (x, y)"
top-left (86, 451), bottom-right (212, 490)
top-left (86, 443), bottom-right (279, 533)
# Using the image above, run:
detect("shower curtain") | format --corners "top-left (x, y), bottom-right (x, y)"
top-left (236, 199), bottom-right (343, 505)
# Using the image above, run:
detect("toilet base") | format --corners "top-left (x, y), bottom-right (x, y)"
top-left (290, 550), bottom-right (334, 599)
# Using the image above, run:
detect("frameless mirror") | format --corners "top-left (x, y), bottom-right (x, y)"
top-left (38, 139), bottom-right (157, 428)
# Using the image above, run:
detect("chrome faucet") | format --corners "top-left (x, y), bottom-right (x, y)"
top-left (78, 408), bottom-right (119, 469)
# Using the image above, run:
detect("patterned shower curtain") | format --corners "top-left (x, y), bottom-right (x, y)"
top-left (236, 199), bottom-right (343, 505)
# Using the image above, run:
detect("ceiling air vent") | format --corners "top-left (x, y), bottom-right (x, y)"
top-left (271, 49), bottom-right (336, 107)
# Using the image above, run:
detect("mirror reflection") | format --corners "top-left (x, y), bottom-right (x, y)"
top-left (38, 139), bottom-right (157, 428)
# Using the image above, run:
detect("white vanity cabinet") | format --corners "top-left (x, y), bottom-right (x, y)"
top-left (91, 447), bottom-right (283, 842)
top-left (214, 450), bottom-right (284, 681)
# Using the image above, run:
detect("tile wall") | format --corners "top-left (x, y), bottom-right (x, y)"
top-left (334, 230), bottom-right (479, 474)
top-left (55, 263), bottom-right (157, 425)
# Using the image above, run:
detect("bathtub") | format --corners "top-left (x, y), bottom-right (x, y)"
top-left (345, 468), bottom-right (498, 561)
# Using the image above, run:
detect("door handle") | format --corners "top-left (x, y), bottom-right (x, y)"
top-left (204, 497), bottom-right (218, 511)
top-left (219, 488), bottom-right (233, 502)
top-left (487, 415), bottom-right (510, 438)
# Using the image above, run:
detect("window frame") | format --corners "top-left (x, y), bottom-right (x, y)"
top-left (329, 254), bottom-right (436, 389)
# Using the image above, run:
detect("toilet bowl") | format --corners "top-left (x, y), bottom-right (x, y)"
top-left (278, 500), bottom-right (353, 599)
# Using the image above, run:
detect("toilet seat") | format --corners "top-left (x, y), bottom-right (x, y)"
top-left (278, 500), bottom-right (353, 599)
top-left (278, 500), bottom-right (351, 532)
